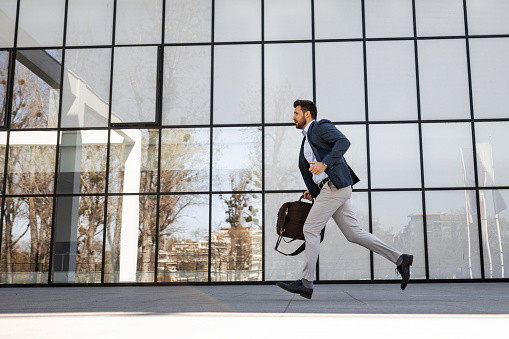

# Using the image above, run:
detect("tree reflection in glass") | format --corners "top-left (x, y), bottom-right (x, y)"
top-left (57, 130), bottom-right (108, 194)
top-left (160, 128), bottom-right (209, 192)
top-left (11, 50), bottom-right (61, 129)
top-left (66, 0), bottom-right (114, 46)
top-left (115, 0), bottom-right (162, 45)
top-left (213, 44), bottom-right (261, 124)
top-left (111, 46), bottom-right (157, 124)
top-left (1, 197), bottom-right (52, 284)
top-left (165, 0), bottom-right (211, 43)
top-left (211, 193), bottom-right (262, 281)
top-left (7, 131), bottom-right (57, 195)
top-left (212, 127), bottom-right (261, 192)
top-left (158, 195), bottom-right (209, 282)
top-left (109, 129), bottom-right (158, 193)
top-left (264, 126), bottom-right (302, 191)
top-left (163, 46), bottom-right (211, 126)
top-left (74, 196), bottom-right (104, 283)
top-left (61, 48), bottom-right (111, 128)
top-left (51, 196), bottom-right (104, 283)
top-left (0, 51), bottom-right (8, 125)
top-left (105, 195), bottom-right (156, 283)
top-left (0, 132), bottom-right (6, 194)
top-left (264, 43), bottom-right (313, 123)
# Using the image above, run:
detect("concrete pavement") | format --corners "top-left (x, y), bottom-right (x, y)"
top-left (1, 282), bottom-right (508, 338)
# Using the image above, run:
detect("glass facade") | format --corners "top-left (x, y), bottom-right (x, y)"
top-left (0, 0), bottom-right (509, 285)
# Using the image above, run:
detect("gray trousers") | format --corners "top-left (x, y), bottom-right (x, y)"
top-left (302, 182), bottom-right (402, 282)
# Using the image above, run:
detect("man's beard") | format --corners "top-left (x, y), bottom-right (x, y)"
top-left (295, 117), bottom-right (306, 129)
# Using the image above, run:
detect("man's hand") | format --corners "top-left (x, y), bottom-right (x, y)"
top-left (303, 190), bottom-right (313, 201)
top-left (308, 161), bottom-right (327, 174)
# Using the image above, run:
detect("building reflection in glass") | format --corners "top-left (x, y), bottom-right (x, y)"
top-left (211, 193), bottom-right (262, 282)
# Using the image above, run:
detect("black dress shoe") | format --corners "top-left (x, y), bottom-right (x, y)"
top-left (276, 279), bottom-right (313, 299)
top-left (396, 254), bottom-right (413, 290)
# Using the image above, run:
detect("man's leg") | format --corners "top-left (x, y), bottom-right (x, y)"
top-left (277, 184), bottom-right (350, 299)
top-left (301, 185), bottom-right (351, 282)
top-left (331, 188), bottom-right (414, 290)
top-left (331, 190), bottom-right (402, 264)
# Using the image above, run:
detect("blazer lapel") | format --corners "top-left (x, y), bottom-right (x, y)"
top-left (299, 136), bottom-right (306, 161)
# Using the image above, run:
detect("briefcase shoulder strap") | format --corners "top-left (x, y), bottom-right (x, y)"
top-left (274, 227), bottom-right (326, 256)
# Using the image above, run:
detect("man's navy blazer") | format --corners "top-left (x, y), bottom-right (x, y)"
top-left (299, 119), bottom-right (360, 198)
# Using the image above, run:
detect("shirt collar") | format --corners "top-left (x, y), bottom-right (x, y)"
top-left (302, 120), bottom-right (315, 136)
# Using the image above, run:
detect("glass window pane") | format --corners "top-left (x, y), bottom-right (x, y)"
top-left (264, 0), bottom-right (311, 41)
top-left (111, 46), bottom-right (157, 124)
top-left (470, 38), bottom-right (509, 119)
top-left (365, 0), bottom-right (413, 38)
top-left (480, 189), bottom-right (509, 279)
top-left (52, 196), bottom-right (104, 283)
top-left (314, 0), bottom-right (362, 39)
top-left (264, 126), bottom-right (305, 191)
top-left (415, 0), bottom-right (465, 37)
top-left (11, 50), bottom-right (61, 129)
top-left (165, 0), bottom-right (211, 43)
top-left (162, 46), bottom-right (211, 126)
top-left (466, 0), bottom-right (509, 35)
top-left (320, 192), bottom-right (371, 280)
top-left (61, 48), bottom-right (111, 128)
top-left (315, 42), bottom-right (365, 122)
top-left (475, 122), bottom-right (509, 187)
top-left (109, 129), bottom-right (158, 194)
top-left (425, 190), bottom-right (482, 279)
top-left (0, 132), bottom-right (6, 194)
top-left (418, 39), bottom-right (470, 120)
top-left (17, 0), bottom-right (65, 47)
top-left (335, 124), bottom-right (367, 189)
top-left (0, 51), bottom-right (9, 126)
top-left (158, 195), bottom-right (209, 282)
top-left (104, 195), bottom-right (156, 283)
top-left (66, 0), bottom-right (114, 46)
top-left (57, 130), bottom-right (108, 194)
top-left (367, 41), bottom-right (417, 121)
top-left (264, 193), bottom-right (307, 280)
top-left (213, 45), bottom-right (261, 124)
top-left (372, 191), bottom-right (426, 280)
top-left (115, 0), bottom-right (162, 45)
top-left (265, 43), bottom-right (313, 123)
top-left (1, 197), bottom-right (52, 284)
top-left (0, 0), bottom-right (17, 47)
top-left (212, 127), bottom-right (261, 192)
top-left (211, 193), bottom-right (262, 281)
top-left (160, 128), bottom-right (210, 193)
top-left (422, 123), bottom-right (474, 188)
top-left (7, 131), bottom-right (57, 195)
top-left (369, 124), bottom-right (421, 188)
top-left (215, 0), bottom-right (261, 42)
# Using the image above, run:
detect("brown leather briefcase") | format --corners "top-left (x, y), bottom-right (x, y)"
top-left (275, 195), bottom-right (325, 256)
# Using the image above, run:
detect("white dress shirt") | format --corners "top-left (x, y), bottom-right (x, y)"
top-left (302, 121), bottom-right (328, 185)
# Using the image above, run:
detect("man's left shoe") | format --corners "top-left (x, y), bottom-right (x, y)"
top-left (396, 254), bottom-right (413, 290)
top-left (276, 279), bottom-right (313, 299)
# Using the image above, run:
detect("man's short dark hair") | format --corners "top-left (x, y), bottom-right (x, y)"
top-left (293, 99), bottom-right (317, 120)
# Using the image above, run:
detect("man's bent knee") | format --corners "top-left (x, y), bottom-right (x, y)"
top-left (303, 226), bottom-right (324, 240)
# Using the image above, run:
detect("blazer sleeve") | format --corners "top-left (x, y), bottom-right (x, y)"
top-left (316, 121), bottom-right (351, 170)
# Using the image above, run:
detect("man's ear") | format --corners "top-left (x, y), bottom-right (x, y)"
top-left (305, 111), bottom-right (311, 119)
